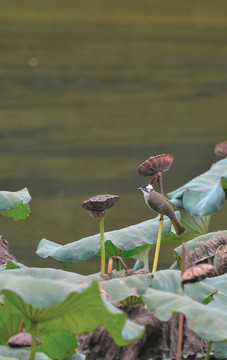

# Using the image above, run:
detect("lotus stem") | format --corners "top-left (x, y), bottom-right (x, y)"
top-left (176, 313), bottom-right (184, 360)
top-left (151, 171), bottom-right (164, 273)
top-left (152, 215), bottom-right (164, 273)
top-left (176, 243), bottom-right (186, 360)
top-left (157, 170), bottom-right (164, 195)
top-left (29, 322), bottom-right (37, 360)
top-left (99, 217), bottom-right (105, 275)
top-left (107, 257), bottom-right (113, 274)
top-left (204, 341), bottom-right (212, 360)
top-left (112, 256), bottom-right (127, 272)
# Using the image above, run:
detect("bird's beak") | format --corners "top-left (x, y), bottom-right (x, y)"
top-left (138, 187), bottom-right (142, 191)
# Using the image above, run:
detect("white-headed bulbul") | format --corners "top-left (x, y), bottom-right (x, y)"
top-left (138, 184), bottom-right (185, 235)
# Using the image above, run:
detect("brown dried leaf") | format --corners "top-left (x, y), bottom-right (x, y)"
top-left (186, 234), bottom-right (227, 267)
top-left (77, 304), bottom-right (209, 360)
top-left (214, 244), bottom-right (227, 275)
top-left (182, 264), bottom-right (214, 285)
top-left (0, 236), bottom-right (17, 265)
top-left (8, 332), bottom-right (41, 347)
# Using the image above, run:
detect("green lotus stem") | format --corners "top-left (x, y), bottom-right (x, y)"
top-left (152, 215), bottom-right (164, 272)
top-left (29, 322), bottom-right (37, 360)
top-left (176, 243), bottom-right (186, 360)
top-left (204, 341), bottom-right (212, 360)
top-left (99, 217), bottom-right (105, 275)
top-left (116, 259), bottom-right (122, 271)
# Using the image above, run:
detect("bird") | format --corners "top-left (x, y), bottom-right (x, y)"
top-left (138, 184), bottom-right (185, 235)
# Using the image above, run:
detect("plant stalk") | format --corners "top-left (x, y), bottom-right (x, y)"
top-left (99, 217), bottom-right (105, 275)
top-left (29, 322), bottom-right (37, 360)
top-left (116, 258), bottom-right (122, 271)
top-left (152, 215), bottom-right (164, 273)
top-left (157, 171), bottom-right (164, 195)
top-left (204, 341), bottom-right (212, 360)
top-left (176, 243), bottom-right (186, 360)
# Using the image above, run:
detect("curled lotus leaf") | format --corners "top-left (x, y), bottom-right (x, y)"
top-left (168, 158), bottom-right (227, 216)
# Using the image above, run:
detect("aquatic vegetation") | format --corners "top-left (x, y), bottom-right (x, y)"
top-left (0, 148), bottom-right (226, 359)
top-left (138, 154), bottom-right (176, 272)
top-left (82, 194), bottom-right (119, 275)
top-left (0, 188), bottom-right (31, 221)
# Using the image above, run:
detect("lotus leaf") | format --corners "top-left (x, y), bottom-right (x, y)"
top-left (151, 269), bottom-right (216, 303)
top-left (36, 331), bottom-right (77, 359)
top-left (36, 214), bottom-right (175, 263)
top-left (161, 209), bottom-right (211, 243)
top-left (212, 342), bottom-right (227, 359)
top-left (0, 303), bottom-right (22, 345)
top-left (144, 287), bottom-right (227, 342)
top-left (66, 355), bottom-right (86, 360)
top-left (0, 274), bottom-right (144, 348)
top-left (168, 158), bottom-right (227, 216)
top-left (0, 188), bottom-right (31, 221)
top-left (173, 230), bottom-right (227, 268)
top-left (0, 346), bottom-right (50, 360)
top-left (0, 267), bottom-right (216, 306)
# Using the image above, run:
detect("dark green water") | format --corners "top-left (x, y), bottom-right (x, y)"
top-left (0, 0), bottom-right (227, 273)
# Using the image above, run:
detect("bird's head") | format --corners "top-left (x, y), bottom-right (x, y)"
top-left (138, 184), bottom-right (154, 194)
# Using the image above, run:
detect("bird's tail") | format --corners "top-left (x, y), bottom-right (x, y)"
top-left (171, 216), bottom-right (185, 235)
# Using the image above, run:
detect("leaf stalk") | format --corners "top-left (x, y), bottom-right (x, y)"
top-left (152, 215), bottom-right (164, 272)
top-left (29, 322), bottom-right (37, 360)
top-left (99, 217), bottom-right (105, 275)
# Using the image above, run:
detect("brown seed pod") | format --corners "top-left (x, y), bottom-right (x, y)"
top-left (138, 154), bottom-right (174, 184)
top-left (82, 194), bottom-right (119, 219)
top-left (214, 141), bottom-right (227, 157)
top-left (181, 263), bottom-right (214, 285)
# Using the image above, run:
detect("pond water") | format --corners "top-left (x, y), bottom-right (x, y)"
top-left (0, 0), bottom-right (227, 274)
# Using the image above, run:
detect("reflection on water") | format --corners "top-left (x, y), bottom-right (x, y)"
top-left (0, 0), bottom-right (227, 274)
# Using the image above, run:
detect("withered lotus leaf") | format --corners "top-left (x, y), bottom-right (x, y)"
top-left (82, 194), bottom-right (119, 218)
top-left (214, 141), bottom-right (227, 157)
top-left (138, 154), bottom-right (174, 178)
top-left (181, 264), bottom-right (214, 285)
top-left (77, 305), bottom-right (209, 360)
top-left (8, 332), bottom-right (41, 347)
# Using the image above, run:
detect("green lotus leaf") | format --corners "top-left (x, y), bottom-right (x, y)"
top-left (212, 342), bottom-right (227, 359)
top-left (99, 269), bottom-right (216, 304)
top-left (204, 273), bottom-right (227, 297)
top-left (161, 209), bottom-right (211, 243)
top-left (36, 214), bottom-right (175, 263)
top-left (99, 273), bottom-right (153, 303)
top-left (0, 267), bottom-right (216, 310)
top-left (0, 303), bottom-right (22, 345)
top-left (0, 188), bottom-right (31, 221)
top-left (203, 274), bottom-right (227, 313)
top-left (172, 230), bottom-right (227, 268)
top-left (1, 202), bottom-right (31, 221)
top-left (0, 267), bottom-right (97, 288)
top-left (151, 269), bottom-right (216, 303)
top-left (0, 346), bottom-right (50, 360)
top-left (144, 287), bottom-right (227, 342)
top-left (133, 209), bottom-right (210, 269)
top-left (36, 331), bottom-right (77, 360)
top-left (168, 158), bottom-right (227, 216)
top-left (0, 262), bottom-right (27, 272)
top-left (66, 355), bottom-right (86, 360)
top-left (0, 291), bottom-right (76, 359)
top-left (0, 274), bottom-right (144, 347)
